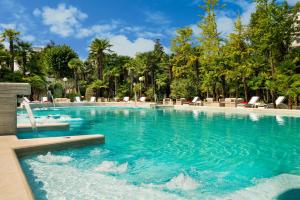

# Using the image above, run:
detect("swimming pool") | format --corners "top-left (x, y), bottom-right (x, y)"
top-left (18, 106), bottom-right (300, 199)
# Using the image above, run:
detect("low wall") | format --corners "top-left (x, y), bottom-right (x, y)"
top-left (0, 83), bottom-right (31, 135)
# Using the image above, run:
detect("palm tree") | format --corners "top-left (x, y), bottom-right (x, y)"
top-left (16, 41), bottom-right (32, 75)
top-left (1, 29), bottom-right (20, 71)
top-left (89, 38), bottom-right (112, 81)
top-left (68, 58), bottom-right (83, 94)
top-left (0, 43), bottom-right (9, 68)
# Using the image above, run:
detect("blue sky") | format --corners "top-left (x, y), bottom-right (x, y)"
top-left (0, 0), bottom-right (297, 59)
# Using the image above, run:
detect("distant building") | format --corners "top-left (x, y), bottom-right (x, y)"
top-left (292, 12), bottom-right (300, 48)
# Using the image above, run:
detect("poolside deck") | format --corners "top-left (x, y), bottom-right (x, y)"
top-left (0, 134), bottom-right (105, 200)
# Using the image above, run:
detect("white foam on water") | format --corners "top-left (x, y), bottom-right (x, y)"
top-left (143, 173), bottom-right (200, 192)
top-left (165, 173), bottom-right (200, 191)
top-left (37, 152), bottom-right (73, 164)
top-left (218, 174), bottom-right (300, 200)
top-left (59, 115), bottom-right (82, 121)
top-left (94, 161), bottom-right (128, 174)
top-left (89, 149), bottom-right (110, 156)
top-left (25, 160), bottom-right (183, 200)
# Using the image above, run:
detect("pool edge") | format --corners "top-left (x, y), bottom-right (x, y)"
top-left (0, 134), bottom-right (105, 200)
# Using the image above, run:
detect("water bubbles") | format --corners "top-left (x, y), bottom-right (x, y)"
top-left (94, 161), bottom-right (128, 174)
top-left (37, 152), bottom-right (73, 164)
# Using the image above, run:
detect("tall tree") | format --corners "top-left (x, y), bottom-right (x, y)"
top-left (249, 0), bottom-right (300, 106)
top-left (224, 16), bottom-right (253, 100)
top-left (43, 45), bottom-right (78, 78)
top-left (89, 38), bottom-right (112, 81)
top-left (1, 29), bottom-right (20, 71)
top-left (68, 58), bottom-right (83, 94)
top-left (16, 41), bottom-right (32, 75)
top-left (198, 0), bottom-right (222, 99)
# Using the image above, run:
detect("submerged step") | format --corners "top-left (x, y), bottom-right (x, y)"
top-left (219, 174), bottom-right (300, 200)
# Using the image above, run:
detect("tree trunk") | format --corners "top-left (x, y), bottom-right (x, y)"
top-left (9, 39), bottom-right (14, 71)
top-left (22, 54), bottom-right (26, 75)
top-left (114, 76), bottom-right (118, 96)
top-left (221, 76), bottom-right (226, 98)
top-left (288, 97), bottom-right (293, 109)
top-left (74, 71), bottom-right (78, 94)
top-left (235, 81), bottom-right (239, 98)
top-left (269, 54), bottom-right (276, 108)
top-left (243, 78), bottom-right (248, 102)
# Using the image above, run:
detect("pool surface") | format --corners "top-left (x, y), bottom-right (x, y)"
top-left (18, 106), bottom-right (300, 199)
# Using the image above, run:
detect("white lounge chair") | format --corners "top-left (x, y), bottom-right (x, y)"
top-left (140, 97), bottom-right (146, 102)
top-left (90, 96), bottom-right (96, 102)
top-left (41, 97), bottom-right (48, 103)
top-left (75, 96), bottom-right (81, 103)
top-left (123, 96), bottom-right (129, 102)
top-left (265, 96), bottom-right (287, 109)
top-left (238, 96), bottom-right (259, 108)
top-left (190, 96), bottom-right (201, 105)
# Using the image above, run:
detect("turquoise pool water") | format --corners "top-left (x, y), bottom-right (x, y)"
top-left (18, 107), bottom-right (300, 199)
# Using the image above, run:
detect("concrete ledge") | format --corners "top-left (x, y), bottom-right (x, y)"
top-left (17, 123), bottom-right (70, 133)
top-left (16, 134), bottom-right (105, 157)
top-left (0, 83), bottom-right (31, 95)
top-left (0, 134), bottom-right (105, 200)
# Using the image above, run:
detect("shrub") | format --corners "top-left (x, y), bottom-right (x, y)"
top-left (66, 92), bottom-right (80, 102)
top-left (85, 87), bottom-right (94, 101)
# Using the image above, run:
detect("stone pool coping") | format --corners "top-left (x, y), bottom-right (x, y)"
top-left (18, 102), bottom-right (300, 117)
top-left (174, 105), bottom-right (300, 117)
top-left (0, 134), bottom-right (104, 200)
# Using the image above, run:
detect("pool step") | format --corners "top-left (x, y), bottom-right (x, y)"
top-left (17, 123), bottom-right (69, 132)
top-left (219, 174), bottom-right (300, 200)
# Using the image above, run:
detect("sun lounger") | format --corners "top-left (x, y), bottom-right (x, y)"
top-left (123, 96), bottom-right (130, 102)
top-left (237, 96), bottom-right (259, 108)
top-left (140, 97), bottom-right (146, 102)
top-left (90, 96), bottom-right (96, 102)
top-left (190, 96), bottom-right (202, 106)
top-left (265, 96), bottom-right (287, 109)
top-left (41, 97), bottom-right (48, 103)
top-left (163, 98), bottom-right (173, 105)
top-left (75, 96), bottom-right (81, 103)
top-left (54, 98), bottom-right (71, 103)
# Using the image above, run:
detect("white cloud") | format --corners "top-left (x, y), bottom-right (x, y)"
top-left (144, 11), bottom-right (171, 25)
top-left (21, 35), bottom-right (35, 42)
top-left (77, 23), bottom-right (118, 38)
top-left (110, 35), bottom-right (155, 57)
top-left (216, 0), bottom-right (256, 36)
top-left (33, 8), bottom-right (41, 17)
top-left (217, 15), bottom-right (235, 36)
top-left (35, 4), bottom-right (88, 37)
top-left (0, 23), bottom-right (16, 30)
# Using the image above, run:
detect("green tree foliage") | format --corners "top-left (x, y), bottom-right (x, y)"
top-left (223, 16), bottom-right (253, 100)
top-left (23, 75), bottom-right (47, 100)
top-left (1, 29), bottom-right (20, 71)
top-left (16, 41), bottom-right (32, 75)
top-left (89, 38), bottom-right (112, 81)
top-left (198, 0), bottom-right (222, 100)
top-left (68, 58), bottom-right (83, 94)
top-left (43, 45), bottom-right (78, 78)
top-left (249, 0), bottom-right (300, 105)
